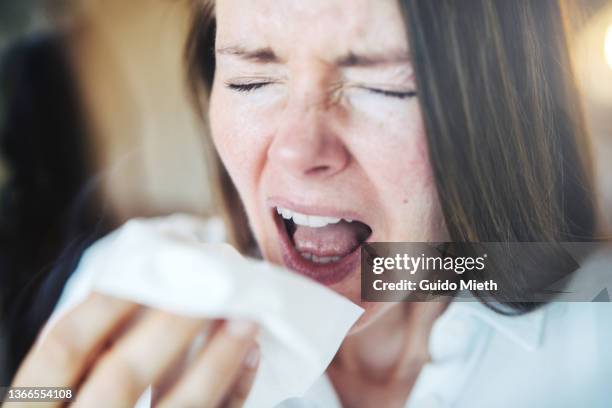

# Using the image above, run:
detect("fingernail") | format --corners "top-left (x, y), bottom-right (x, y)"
top-left (244, 346), bottom-right (260, 369)
top-left (226, 319), bottom-right (257, 337)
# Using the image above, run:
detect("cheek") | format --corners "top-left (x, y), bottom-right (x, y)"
top-left (348, 102), bottom-right (444, 239)
top-left (209, 90), bottom-right (269, 196)
top-left (209, 86), bottom-right (282, 249)
top-left (384, 131), bottom-right (436, 201)
top-left (350, 100), bottom-right (432, 188)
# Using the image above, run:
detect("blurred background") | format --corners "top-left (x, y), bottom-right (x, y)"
top-left (570, 0), bottom-right (612, 231)
top-left (0, 0), bottom-right (213, 221)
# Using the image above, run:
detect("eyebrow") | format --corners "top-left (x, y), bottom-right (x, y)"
top-left (216, 45), bottom-right (411, 67)
top-left (216, 46), bottom-right (280, 63)
top-left (335, 50), bottom-right (411, 67)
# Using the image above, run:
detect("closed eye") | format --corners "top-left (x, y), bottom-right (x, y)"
top-left (363, 87), bottom-right (417, 99)
top-left (226, 82), bottom-right (272, 93)
top-left (226, 82), bottom-right (417, 99)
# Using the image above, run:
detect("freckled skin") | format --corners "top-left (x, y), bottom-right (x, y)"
top-left (209, 0), bottom-right (449, 333)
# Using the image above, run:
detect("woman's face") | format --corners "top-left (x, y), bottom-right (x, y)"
top-left (209, 0), bottom-right (448, 330)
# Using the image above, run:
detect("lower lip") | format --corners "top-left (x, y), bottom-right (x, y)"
top-left (274, 213), bottom-right (361, 286)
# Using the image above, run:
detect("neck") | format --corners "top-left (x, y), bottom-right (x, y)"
top-left (333, 301), bottom-right (449, 382)
top-left (327, 302), bottom-right (449, 408)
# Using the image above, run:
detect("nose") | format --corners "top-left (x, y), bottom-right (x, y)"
top-left (267, 95), bottom-right (350, 179)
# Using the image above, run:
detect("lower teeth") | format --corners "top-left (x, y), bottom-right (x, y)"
top-left (300, 252), bottom-right (342, 264)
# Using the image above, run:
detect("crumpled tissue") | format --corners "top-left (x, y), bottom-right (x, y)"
top-left (45, 215), bottom-right (363, 407)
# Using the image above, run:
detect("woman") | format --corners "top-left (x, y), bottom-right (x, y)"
top-left (5, 0), bottom-right (611, 407)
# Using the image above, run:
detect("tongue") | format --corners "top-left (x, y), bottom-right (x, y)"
top-left (292, 221), bottom-right (368, 257)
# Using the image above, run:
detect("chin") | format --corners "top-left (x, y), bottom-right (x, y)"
top-left (251, 196), bottom-right (399, 338)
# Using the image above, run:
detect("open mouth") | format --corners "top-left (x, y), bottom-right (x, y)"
top-left (273, 205), bottom-right (372, 285)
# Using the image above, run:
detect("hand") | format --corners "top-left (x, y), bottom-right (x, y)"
top-left (7, 293), bottom-right (260, 408)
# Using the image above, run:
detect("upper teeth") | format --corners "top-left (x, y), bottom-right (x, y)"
top-left (276, 207), bottom-right (351, 228)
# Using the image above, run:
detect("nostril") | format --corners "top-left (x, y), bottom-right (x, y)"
top-left (305, 165), bottom-right (332, 175)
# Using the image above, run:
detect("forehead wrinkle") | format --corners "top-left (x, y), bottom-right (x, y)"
top-left (216, 0), bottom-right (410, 69)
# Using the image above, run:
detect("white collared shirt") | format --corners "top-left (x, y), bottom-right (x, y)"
top-left (278, 301), bottom-right (612, 408)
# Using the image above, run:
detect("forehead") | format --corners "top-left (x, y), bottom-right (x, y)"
top-left (215, 0), bottom-right (408, 60)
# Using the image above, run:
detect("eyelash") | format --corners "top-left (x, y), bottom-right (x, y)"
top-left (227, 82), bottom-right (271, 92)
top-left (364, 88), bottom-right (418, 99)
top-left (226, 82), bottom-right (418, 99)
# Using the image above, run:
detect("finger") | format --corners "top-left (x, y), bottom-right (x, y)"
top-left (12, 293), bottom-right (140, 390)
top-left (224, 344), bottom-right (260, 408)
top-left (73, 310), bottom-right (208, 408)
top-left (151, 319), bottom-right (226, 401)
top-left (157, 320), bottom-right (258, 408)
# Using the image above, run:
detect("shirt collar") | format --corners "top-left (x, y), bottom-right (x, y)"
top-left (446, 298), bottom-right (547, 351)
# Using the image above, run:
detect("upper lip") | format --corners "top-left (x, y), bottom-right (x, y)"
top-left (267, 196), bottom-right (370, 226)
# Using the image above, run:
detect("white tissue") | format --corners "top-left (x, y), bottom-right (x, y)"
top-left (46, 215), bottom-right (363, 407)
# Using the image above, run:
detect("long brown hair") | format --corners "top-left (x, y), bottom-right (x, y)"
top-left (186, 0), bottom-right (599, 312)
top-left (402, 0), bottom-right (596, 243)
